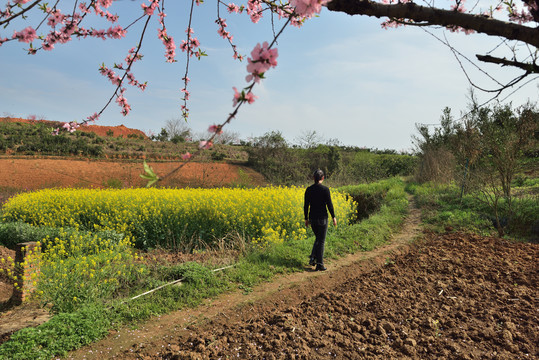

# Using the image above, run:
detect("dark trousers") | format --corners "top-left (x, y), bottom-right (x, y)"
top-left (310, 218), bottom-right (328, 265)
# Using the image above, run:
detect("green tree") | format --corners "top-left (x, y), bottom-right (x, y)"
top-left (246, 131), bottom-right (305, 184)
top-left (473, 102), bottom-right (538, 235)
top-left (414, 99), bottom-right (538, 236)
top-left (413, 107), bottom-right (457, 183)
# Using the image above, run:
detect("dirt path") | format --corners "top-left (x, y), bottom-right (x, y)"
top-left (66, 199), bottom-right (538, 359)
top-left (66, 201), bottom-right (423, 359)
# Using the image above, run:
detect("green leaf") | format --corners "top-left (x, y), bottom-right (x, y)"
top-left (145, 178), bottom-right (159, 188)
top-left (140, 161), bottom-right (159, 187)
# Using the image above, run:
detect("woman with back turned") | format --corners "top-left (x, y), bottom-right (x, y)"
top-left (304, 169), bottom-right (337, 271)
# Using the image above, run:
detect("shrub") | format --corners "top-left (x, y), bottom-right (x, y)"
top-left (211, 151), bottom-right (226, 161)
top-left (0, 121), bottom-right (104, 157)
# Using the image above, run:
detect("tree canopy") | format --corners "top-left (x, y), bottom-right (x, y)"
top-left (1, 0), bottom-right (537, 181)
top-left (2, 0), bottom-right (537, 124)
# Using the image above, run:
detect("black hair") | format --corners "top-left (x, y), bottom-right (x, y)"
top-left (313, 169), bottom-right (324, 183)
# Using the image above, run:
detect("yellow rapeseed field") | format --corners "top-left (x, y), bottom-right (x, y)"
top-left (1, 186), bottom-right (354, 310)
top-left (2, 187), bottom-right (355, 248)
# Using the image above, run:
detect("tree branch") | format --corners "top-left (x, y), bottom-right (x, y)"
top-left (523, 0), bottom-right (539, 23)
top-left (0, 0), bottom-right (42, 26)
top-left (476, 54), bottom-right (539, 73)
top-left (326, 0), bottom-right (539, 49)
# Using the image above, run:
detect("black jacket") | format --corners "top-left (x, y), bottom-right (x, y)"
top-left (304, 183), bottom-right (335, 221)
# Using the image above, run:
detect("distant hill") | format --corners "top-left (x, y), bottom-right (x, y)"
top-left (0, 117), bottom-right (148, 139)
top-left (0, 116), bottom-right (249, 162)
top-left (0, 118), bottom-right (263, 193)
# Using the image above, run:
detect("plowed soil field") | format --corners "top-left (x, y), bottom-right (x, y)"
top-left (0, 158), bottom-right (265, 196)
top-left (118, 233), bottom-right (539, 360)
top-left (64, 204), bottom-right (538, 360)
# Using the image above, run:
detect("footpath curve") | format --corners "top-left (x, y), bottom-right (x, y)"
top-left (67, 200), bottom-right (422, 359)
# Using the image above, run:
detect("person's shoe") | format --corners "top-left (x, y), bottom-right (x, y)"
top-left (309, 257), bottom-right (316, 266)
top-left (315, 264), bottom-right (327, 271)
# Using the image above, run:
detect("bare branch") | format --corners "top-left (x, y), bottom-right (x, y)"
top-left (0, 0), bottom-right (41, 26)
top-left (476, 54), bottom-right (539, 73)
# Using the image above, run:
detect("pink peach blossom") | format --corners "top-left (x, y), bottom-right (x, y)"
top-left (208, 125), bottom-right (223, 134)
top-left (244, 92), bottom-right (257, 104)
top-left (198, 141), bottom-right (213, 150)
top-left (13, 27), bottom-right (37, 43)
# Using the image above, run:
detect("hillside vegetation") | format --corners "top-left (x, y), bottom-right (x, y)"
top-left (0, 119), bottom-right (417, 186)
top-left (0, 119), bottom-right (247, 162)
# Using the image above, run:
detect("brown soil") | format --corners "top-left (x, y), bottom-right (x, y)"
top-left (0, 158), bottom-right (265, 194)
top-left (0, 117), bottom-right (148, 139)
top-left (60, 203), bottom-right (539, 360)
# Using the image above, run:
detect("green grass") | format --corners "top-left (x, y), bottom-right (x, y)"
top-left (407, 181), bottom-right (538, 239)
top-left (0, 304), bottom-right (112, 360)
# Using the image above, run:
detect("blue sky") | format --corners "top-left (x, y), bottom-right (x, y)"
top-left (1, 1), bottom-right (537, 151)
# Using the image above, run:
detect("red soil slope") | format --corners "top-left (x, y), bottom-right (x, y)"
top-left (0, 118), bottom-right (264, 192)
top-left (0, 117), bottom-right (148, 139)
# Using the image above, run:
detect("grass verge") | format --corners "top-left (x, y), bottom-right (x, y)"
top-left (406, 181), bottom-right (538, 240)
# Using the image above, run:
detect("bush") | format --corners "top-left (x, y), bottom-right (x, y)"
top-left (211, 151), bottom-right (226, 161)
top-left (410, 181), bottom-right (538, 239)
top-left (509, 197), bottom-right (539, 239)
top-left (0, 121), bottom-right (104, 157)
top-left (338, 178), bottom-right (405, 222)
